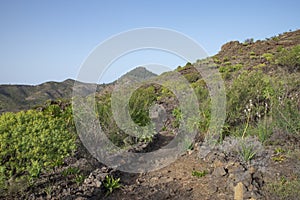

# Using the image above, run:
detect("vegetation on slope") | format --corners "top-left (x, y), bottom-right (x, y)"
top-left (0, 101), bottom-right (76, 191)
top-left (0, 30), bottom-right (299, 198)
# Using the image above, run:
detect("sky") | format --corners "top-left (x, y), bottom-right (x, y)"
top-left (0, 0), bottom-right (299, 85)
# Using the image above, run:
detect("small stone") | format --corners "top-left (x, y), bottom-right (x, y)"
top-left (213, 167), bottom-right (227, 177)
top-left (95, 180), bottom-right (101, 188)
top-left (213, 159), bottom-right (224, 168)
top-left (136, 179), bottom-right (142, 185)
top-left (29, 194), bottom-right (36, 200)
top-left (234, 182), bottom-right (244, 200)
top-left (207, 185), bottom-right (218, 194)
top-left (150, 177), bottom-right (159, 182)
top-left (96, 172), bottom-right (108, 181)
top-left (165, 177), bottom-right (174, 183)
top-left (251, 190), bottom-right (262, 199)
top-left (229, 173), bottom-right (235, 180)
top-left (227, 162), bottom-right (245, 174)
top-left (249, 166), bottom-right (256, 174)
top-left (242, 172), bottom-right (252, 188)
top-left (101, 166), bottom-right (108, 172)
top-left (75, 197), bottom-right (87, 200)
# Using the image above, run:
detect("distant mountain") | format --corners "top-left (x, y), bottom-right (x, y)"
top-left (0, 79), bottom-right (98, 113)
top-left (118, 66), bottom-right (157, 82)
top-left (0, 67), bottom-right (158, 114)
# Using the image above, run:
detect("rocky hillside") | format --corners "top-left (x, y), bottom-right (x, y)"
top-left (0, 30), bottom-right (299, 200)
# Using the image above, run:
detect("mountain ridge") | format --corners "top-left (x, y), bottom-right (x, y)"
top-left (0, 67), bottom-right (157, 113)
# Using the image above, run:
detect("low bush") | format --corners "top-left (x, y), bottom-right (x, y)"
top-left (0, 105), bottom-right (76, 189)
top-left (275, 45), bottom-right (300, 72)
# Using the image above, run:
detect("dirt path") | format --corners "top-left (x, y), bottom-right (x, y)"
top-left (106, 150), bottom-right (232, 200)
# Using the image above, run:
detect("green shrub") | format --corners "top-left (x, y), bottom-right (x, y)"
top-left (186, 80), bottom-right (211, 136)
top-left (255, 117), bottom-right (273, 143)
top-left (262, 53), bottom-right (274, 62)
top-left (97, 84), bottom-right (159, 146)
top-left (223, 61), bottom-right (232, 66)
top-left (272, 97), bottom-right (300, 135)
top-left (129, 85), bottom-right (157, 126)
top-left (96, 93), bottom-right (127, 146)
top-left (219, 64), bottom-right (243, 73)
top-left (226, 70), bottom-right (273, 127)
top-left (223, 56), bottom-right (230, 62)
top-left (267, 177), bottom-right (300, 199)
top-left (183, 73), bottom-right (200, 83)
top-left (213, 57), bottom-right (221, 64)
top-left (253, 63), bottom-right (266, 70)
top-left (275, 45), bottom-right (300, 72)
top-left (225, 68), bottom-right (299, 139)
top-left (0, 105), bottom-right (76, 189)
top-left (276, 46), bottom-right (284, 52)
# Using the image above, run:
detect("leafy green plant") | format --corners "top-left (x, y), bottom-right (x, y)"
top-left (172, 107), bottom-right (182, 128)
top-left (44, 185), bottom-right (53, 197)
top-left (271, 147), bottom-right (286, 162)
top-left (103, 175), bottom-right (121, 195)
top-left (96, 93), bottom-right (127, 147)
top-left (274, 147), bottom-right (285, 154)
top-left (226, 70), bottom-right (273, 127)
top-left (181, 137), bottom-right (193, 151)
top-left (239, 142), bottom-right (256, 162)
top-left (219, 64), bottom-right (243, 73)
top-left (256, 118), bottom-right (273, 143)
top-left (272, 97), bottom-right (300, 135)
top-left (267, 177), bottom-right (300, 199)
top-left (262, 53), bottom-right (274, 62)
top-left (250, 55), bottom-right (258, 59)
top-left (275, 45), bottom-right (300, 72)
top-left (213, 57), bottom-right (221, 64)
top-left (253, 63), bottom-right (266, 70)
top-left (223, 61), bottom-right (232, 66)
top-left (129, 85), bottom-right (157, 126)
top-left (62, 167), bottom-right (80, 177)
top-left (271, 155), bottom-right (285, 162)
top-left (192, 170), bottom-right (207, 178)
top-left (0, 105), bottom-right (76, 189)
top-left (223, 56), bottom-right (230, 62)
top-left (74, 174), bottom-right (85, 185)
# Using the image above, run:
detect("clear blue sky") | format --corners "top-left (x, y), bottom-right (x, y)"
top-left (1, 0), bottom-right (299, 85)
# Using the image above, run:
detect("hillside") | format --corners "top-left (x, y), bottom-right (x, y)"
top-left (0, 67), bottom-right (157, 114)
top-left (0, 79), bottom-right (96, 113)
top-left (0, 30), bottom-right (299, 200)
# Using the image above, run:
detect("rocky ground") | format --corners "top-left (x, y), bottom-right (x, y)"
top-left (3, 128), bottom-right (299, 200)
